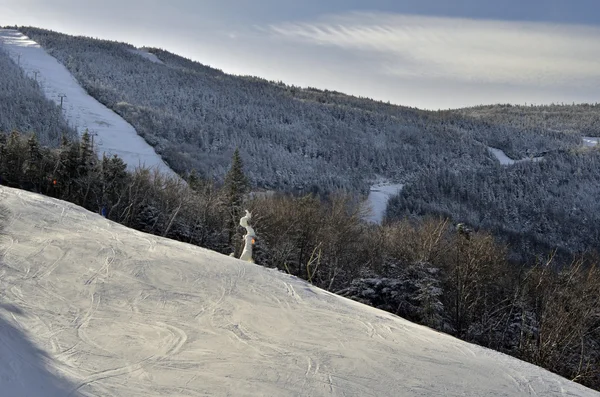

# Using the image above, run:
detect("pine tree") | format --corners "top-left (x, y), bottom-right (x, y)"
top-left (223, 148), bottom-right (249, 209)
top-left (23, 134), bottom-right (43, 191)
top-left (79, 130), bottom-right (94, 177)
top-left (101, 153), bottom-right (128, 213)
top-left (223, 148), bottom-right (250, 251)
top-left (3, 131), bottom-right (24, 187)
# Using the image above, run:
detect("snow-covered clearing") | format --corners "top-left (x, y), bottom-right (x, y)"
top-left (128, 48), bottom-right (164, 65)
top-left (365, 182), bottom-right (404, 224)
top-left (0, 29), bottom-right (176, 177)
top-left (488, 147), bottom-right (543, 165)
top-left (2, 186), bottom-right (595, 396)
top-left (583, 136), bottom-right (599, 147)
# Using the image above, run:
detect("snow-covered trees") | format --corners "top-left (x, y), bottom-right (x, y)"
top-left (0, 46), bottom-right (76, 146)
top-left (223, 148), bottom-right (249, 212)
top-left (387, 149), bottom-right (600, 261)
top-left (21, 27), bottom-right (590, 196)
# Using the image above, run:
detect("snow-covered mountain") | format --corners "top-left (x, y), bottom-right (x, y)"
top-left (0, 29), bottom-right (176, 177)
top-left (0, 185), bottom-right (597, 397)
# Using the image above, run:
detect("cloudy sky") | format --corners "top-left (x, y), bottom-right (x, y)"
top-left (1, 0), bottom-right (600, 109)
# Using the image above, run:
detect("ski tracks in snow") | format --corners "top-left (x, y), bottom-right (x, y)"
top-left (1, 186), bottom-right (598, 397)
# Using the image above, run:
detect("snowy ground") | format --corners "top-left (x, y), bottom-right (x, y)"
top-left (488, 147), bottom-right (543, 165)
top-left (364, 182), bottom-right (404, 224)
top-left (0, 29), bottom-right (176, 177)
top-left (1, 186), bottom-right (596, 396)
top-left (583, 136), bottom-right (599, 147)
top-left (128, 48), bottom-right (164, 65)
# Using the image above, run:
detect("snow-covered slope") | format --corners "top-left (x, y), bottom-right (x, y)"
top-left (0, 29), bottom-right (176, 177)
top-left (0, 186), bottom-right (597, 397)
top-left (128, 48), bottom-right (165, 65)
top-left (488, 146), bottom-right (543, 165)
top-left (365, 182), bottom-right (404, 224)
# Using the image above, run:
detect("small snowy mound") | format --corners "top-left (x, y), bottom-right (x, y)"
top-left (0, 186), bottom-right (596, 396)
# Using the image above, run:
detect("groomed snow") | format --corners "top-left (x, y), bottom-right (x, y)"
top-left (0, 29), bottom-right (176, 177)
top-left (1, 186), bottom-right (596, 396)
top-left (365, 183), bottom-right (404, 224)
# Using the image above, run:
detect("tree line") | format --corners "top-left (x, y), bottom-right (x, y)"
top-left (1, 130), bottom-right (598, 391)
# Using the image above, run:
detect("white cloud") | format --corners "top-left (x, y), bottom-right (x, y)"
top-left (267, 12), bottom-right (600, 87)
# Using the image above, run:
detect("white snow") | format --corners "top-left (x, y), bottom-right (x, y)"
top-left (365, 182), bottom-right (404, 224)
top-left (488, 147), bottom-right (543, 166)
top-left (488, 147), bottom-right (517, 165)
top-left (128, 48), bottom-right (164, 65)
top-left (2, 186), bottom-right (597, 396)
top-left (0, 29), bottom-right (176, 177)
top-left (583, 136), bottom-right (599, 147)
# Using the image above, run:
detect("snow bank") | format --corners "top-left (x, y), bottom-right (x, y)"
top-left (0, 29), bottom-right (176, 177)
top-left (2, 186), bottom-right (595, 396)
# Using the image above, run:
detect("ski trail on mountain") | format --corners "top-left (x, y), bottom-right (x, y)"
top-left (0, 29), bottom-right (177, 177)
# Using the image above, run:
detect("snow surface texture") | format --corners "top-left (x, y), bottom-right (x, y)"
top-left (128, 48), bottom-right (165, 65)
top-left (583, 136), bottom-right (599, 147)
top-left (366, 183), bottom-right (404, 224)
top-left (488, 147), bottom-right (543, 165)
top-left (2, 186), bottom-right (596, 396)
top-left (0, 29), bottom-right (176, 177)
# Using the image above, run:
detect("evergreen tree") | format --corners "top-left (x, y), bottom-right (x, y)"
top-left (23, 134), bottom-right (43, 191)
top-left (3, 131), bottom-right (24, 187)
top-left (223, 148), bottom-right (249, 209)
top-left (101, 153), bottom-right (128, 214)
top-left (223, 148), bottom-right (250, 251)
top-left (54, 138), bottom-right (80, 199)
top-left (79, 130), bottom-right (94, 177)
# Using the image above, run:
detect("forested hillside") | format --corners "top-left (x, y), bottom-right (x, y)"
top-left (387, 104), bottom-right (600, 261)
top-left (387, 147), bottom-right (600, 261)
top-left (18, 27), bottom-right (584, 195)
top-left (0, 46), bottom-right (76, 145)
top-left (5, 26), bottom-right (600, 262)
top-left (452, 103), bottom-right (600, 138)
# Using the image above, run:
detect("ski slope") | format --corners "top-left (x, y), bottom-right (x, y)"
top-left (488, 147), bottom-right (543, 165)
top-left (583, 136), bottom-right (599, 147)
top-left (0, 29), bottom-right (176, 177)
top-left (0, 186), bottom-right (597, 397)
top-left (365, 182), bottom-right (404, 224)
